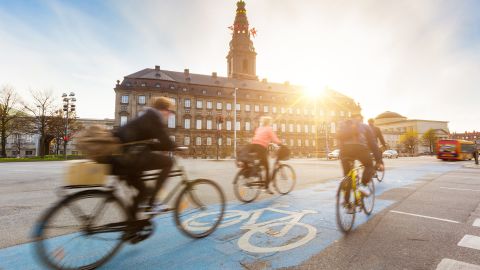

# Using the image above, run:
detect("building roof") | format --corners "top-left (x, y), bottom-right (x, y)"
top-left (375, 111), bottom-right (405, 119)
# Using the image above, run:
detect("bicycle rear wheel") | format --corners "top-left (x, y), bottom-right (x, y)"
top-left (273, 164), bottom-right (296, 194)
top-left (375, 169), bottom-right (385, 182)
top-left (233, 168), bottom-right (261, 203)
top-left (33, 189), bottom-right (128, 270)
top-left (336, 177), bottom-right (356, 233)
top-left (174, 179), bottom-right (225, 238)
top-left (361, 180), bottom-right (375, 215)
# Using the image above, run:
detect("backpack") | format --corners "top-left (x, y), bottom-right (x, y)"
top-left (337, 120), bottom-right (363, 145)
top-left (76, 125), bottom-right (121, 163)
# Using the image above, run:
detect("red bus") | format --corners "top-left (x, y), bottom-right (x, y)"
top-left (437, 139), bottom-right (475, 161)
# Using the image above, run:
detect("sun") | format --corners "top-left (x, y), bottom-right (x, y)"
top-left (302, 85), bottom-right (326, 98)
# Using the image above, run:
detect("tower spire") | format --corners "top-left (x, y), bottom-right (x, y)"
top-left (226, 0), bottom-right (257, 80)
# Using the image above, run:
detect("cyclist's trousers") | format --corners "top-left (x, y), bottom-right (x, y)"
top-left (340, 144), bottom-right (374, 185)
top-left (250, 144), bottom-right (270, 187)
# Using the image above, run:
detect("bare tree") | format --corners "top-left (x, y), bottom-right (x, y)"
top-left (23, 90), bottom-right (57, 157)
top-left (0, 85), bottom-right (23, 157)
top-left (422, 128), bottom-right (437, 154)
top-left (400, 131), bottom-right (419, 156)
top-left (47, 109), bottom-right (82, 155)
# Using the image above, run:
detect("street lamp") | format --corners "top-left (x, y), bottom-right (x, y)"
top-left (62, 92), bottom-right (76, 160)
top-left (233, 87), bottom-right (238, 159)
top-left (216, 115), bottom-right (224, 160)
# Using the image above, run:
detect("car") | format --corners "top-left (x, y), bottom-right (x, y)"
top-left (328, 149), bottom-right (340, 160)
top-left (383, 149), bottom-right (399, 159)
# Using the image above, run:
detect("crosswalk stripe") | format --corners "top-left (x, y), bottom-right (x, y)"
top-left (436, 258), bottom-right (480, 270)
top-left (473, 219), bottom-right (480, 227)
top-left (458, 235), bottom-right (480, 250)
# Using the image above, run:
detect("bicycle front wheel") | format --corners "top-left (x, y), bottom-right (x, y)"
top-left (273, 164), bottom-right (296, 194)
top-left (174, 179), bottom-right (226, 238)
top-left (375, 169), bottom-right (385, 182)
top-left (233, 168), bottom-right (261, 203)
top-left (336, 177), bottom-right (355, 233)
top-left (33, 189), bottom-right (128, 270)
top-left (362, 180), bottom-right (375, 215)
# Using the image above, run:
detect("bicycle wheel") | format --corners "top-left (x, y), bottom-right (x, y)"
top-left (33, 189), bottom-right (128, 270)
top-left (361, 180), bottom-right (375, 215)
top-left (375, 169), bottom-right (385, 182)
top-left (174, 179), bottom-right (225, 238)
top-left (233, 168), bottom-right (261, 203)
top-left (336, 177), bottom-right (355, 233)
top-left (273, 164), bottom-right (296, 195)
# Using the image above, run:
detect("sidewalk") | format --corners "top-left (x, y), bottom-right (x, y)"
top-left (464, 163), bottom-right (480, 169)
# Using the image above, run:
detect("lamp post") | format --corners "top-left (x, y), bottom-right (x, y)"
top-left (216, 115), bottom-right (224, 161)
top-left (233, 87), bottom-right (238, 158)
top-left (62, 92), bottom-right (76, 160)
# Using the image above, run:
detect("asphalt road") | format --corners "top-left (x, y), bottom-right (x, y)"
top-left (0, 157), bottom-right (479, 270)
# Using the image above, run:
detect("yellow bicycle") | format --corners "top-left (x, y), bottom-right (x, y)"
top-left (336, 161), bottom-right (375, 233)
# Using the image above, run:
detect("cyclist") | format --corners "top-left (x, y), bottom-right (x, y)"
top-left (337, 113), bottom-right (384, 197)
top-left (111, 96), bottom-right (176, 219)
top-left (250, 116), bottom-right (282, 194)
top-left (368, 118), bottom-right (387, 152)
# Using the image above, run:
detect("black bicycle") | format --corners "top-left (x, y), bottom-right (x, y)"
top-left (233, 145), bottom-right (296, 203)
top-left (32, 147), bottom-right (225, 270)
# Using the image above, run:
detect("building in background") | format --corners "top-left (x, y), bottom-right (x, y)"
top-left (374, 111), bottom-right (449, 154)
top-left (113, 0), bottom-right (361, 158)
top-left (450, 131), bottom-right (480, 142)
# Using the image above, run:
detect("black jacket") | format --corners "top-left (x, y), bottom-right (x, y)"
top-left (114, 108), bottom-right (176, 151)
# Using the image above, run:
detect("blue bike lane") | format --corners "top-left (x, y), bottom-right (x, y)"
top-left (0, 162), bottom-right (462, 270)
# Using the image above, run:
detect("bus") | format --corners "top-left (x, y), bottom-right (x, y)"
top-left (437, 139), bottom-right (475, 161)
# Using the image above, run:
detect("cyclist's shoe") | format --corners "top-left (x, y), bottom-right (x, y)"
top-left (358, 184), bottom-right (371, 197)
top-left (127, 219), bottom-right (154, 244)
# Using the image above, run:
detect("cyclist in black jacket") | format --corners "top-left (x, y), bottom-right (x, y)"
top-left (368, 118), bottom-right (387, 151)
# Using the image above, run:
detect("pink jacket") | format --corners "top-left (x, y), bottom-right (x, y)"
top-left (252, 126), bottom-right (281, 148)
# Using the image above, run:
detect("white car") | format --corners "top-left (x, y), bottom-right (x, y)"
top-left (328, 149), bottom-right (340, 160)
top-left (383, 149), bottom-right (399, 159)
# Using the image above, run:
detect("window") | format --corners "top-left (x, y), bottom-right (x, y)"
top-left (120, 116), bottom-right (128, 126)
top-left (290, 139), bottom-right (294, 146)
top-left (216, 102), bottom-right (222, 110)
top-left (141, 83), bottom-right (146, 87)
top-left (263, 105), bottom-right (269, 113)
top-left (305, 140), bottom-right (309, 147)
top-left (196, 100), bottom-right (203, 109)
top-left (304, 125), bottom-right (309, 133)
top-left (217, 91), bottom-right (222, 96)
top-left (245, 104), bottom-right (251, 112)
top-left (281, 123), bottom-right (286, 132)
top-left (207, 101), bottom-right (212, 109)
top-left (288, 108), bottom-right (293, 114)
top-left (312, 140), bottom-right (316, 146)
top-left (25, 150), bottom-right (33, 156)
top-left (236, 121), bottom-right (241, 131)
top-left (312, 125), bottom-right (316, 133)
top-left (340, 111), bottom-right (345, 117)
top-left (226, 103), bottom-right (232, 111)
top-left (138, 95), bottom-right (146, 105)
top-left (184, 119), bottom-right (191, 129)
top-left (289, 124), bottom-right (294, 133)
top-left (245, 121), bottom-right (251, 131)
top-left (206, 119), bottom-right (212, 130)
top-left (226, 120), bottom-right (232, 131)
top-left (236, 103), bottom-right (241, 111)
top-left (184, 136), bottom-right (190, 146)
top-left (304, 108), bottom-right (308, 115)
top-left (297, 124), bottom-right (301, 133)
top-left (168, 114), bottom-right (175, 128)
top-left (218, 138), bottom-right (222, 145)
top-left (196, 119), bottom-right (202, 129)
top-left (206, 137), bottom-right (212, 145)
top-left (254, 105), bottom-right (259, 112)
top-left (296, 108), bottom-right (301, 115)
top-left (169, 135), bottom-right (176, 142)
top-left (272, 107), bottom-right (277, 114)
top-left (281, 107), bottom-right (286, 114)
top-left (331, 122), bottom-right (336, 133)
top-left (273, 123), bottom-right (278, 132)
top-left (196, 137), bottom-right (202, 146)
top-left (184, 98), bottom-right (191, 108)
top-left (121, 95), bottom-right (129, 104)
top-left (348, 111), bottom-right (352, 117)
top-left (227, 137), bottom-right (232, 145)
top-left (169, 97), bottom-right (176, 105)
top-left (331, 110), bottom-right (336, 117)
top-left (298, 139), bottom-right (302, 147)
top-left (202, 89), bottom-right (207, 94)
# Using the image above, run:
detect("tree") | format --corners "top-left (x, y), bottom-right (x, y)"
top-left (0, 85), bottom-right (22, 157)
top-left (9, 115), bottom-right (34, 156)
top-left (47, 109), bottom-right (82, 155)
top-left (400, 131), bottom-right (419, 156)
top-left (23, 90), bottom-right (57, 157)
top-left (422, 128), bottom-right (437, 154)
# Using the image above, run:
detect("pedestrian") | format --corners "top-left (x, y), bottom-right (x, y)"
top-left (474, 146), bottom-right (479, 165)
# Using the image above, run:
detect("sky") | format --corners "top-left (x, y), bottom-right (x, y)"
top-left (0, 0), bottom-right (479, 133)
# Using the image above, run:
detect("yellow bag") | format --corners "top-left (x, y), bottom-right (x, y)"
top-left (76, 125), bottom-right (121, 163)
top-left (65, 160), bottom-right (111, 186)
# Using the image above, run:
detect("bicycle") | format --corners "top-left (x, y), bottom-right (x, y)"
top-left (336, 160), bottom-right (375, 233)
top-left (180, 204), bottom-right (317, 253)
top-left (32, 146), bottom-right (226, 270)
top-left (233, 145), bottom-right (296, 203)
top-left (373, 164), bottom-right (385, 182)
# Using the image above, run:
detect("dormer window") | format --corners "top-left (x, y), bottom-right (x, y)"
top-left (202, 90), bottom-right (207, 95)
top-left (217, 91), bottom-right (221, 96)
top-left (169, 84), bottom-right (175, 90)
top-left (155, 83), bottom-right (160, 88)
top-left (141, 83), bottom-right (146, 87)
top-left (183, 87), bottom-right (188, 92)
top-left (126, 82), bottom-right (131, 87)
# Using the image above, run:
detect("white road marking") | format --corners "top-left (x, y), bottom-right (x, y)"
top-left (458, 235), bottom-right (480, 250)
top-left (436, 258), bottom-right (480, 270)
top-left (389, 210), bottom-right (460, 224)
top-left (440, 187), bottom-right (480, 192)
top-left (395, 187), bottom-right (416, 189)
top-left (473, 219), bottom-right (480, 227)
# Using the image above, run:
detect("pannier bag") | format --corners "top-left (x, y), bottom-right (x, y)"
top-left (277, 145), bottom-right (291, 160)
top-left (76, 125), bottom-right (121, 163)
top-left (65, 160), bottom-right (110, 186)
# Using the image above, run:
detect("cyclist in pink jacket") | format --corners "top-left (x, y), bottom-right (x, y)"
top-left (250, 116), bottom-right (282, 193)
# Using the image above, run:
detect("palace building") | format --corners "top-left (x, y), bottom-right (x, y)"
top-left (113, 0), bottom-right (361, 158)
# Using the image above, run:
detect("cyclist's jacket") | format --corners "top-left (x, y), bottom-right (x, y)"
top-left (251, 126), bottom-right (281, 148)
top-left (336, 119), bottom-right (382, 162)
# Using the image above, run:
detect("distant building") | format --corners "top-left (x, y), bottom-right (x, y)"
top-left (373, 111), bottom-right (449, 154)
top-left (450, 131), bottom-right (480, 142)
top-left (113, 0), bottom-right (361, 158)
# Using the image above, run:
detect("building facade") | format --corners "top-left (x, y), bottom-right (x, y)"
top-left (113, 0), bottom-right (361, 158)
top-left (374, 111), bottom-right (450, 154)
top-left (450, 131), bottom-right (480, 142)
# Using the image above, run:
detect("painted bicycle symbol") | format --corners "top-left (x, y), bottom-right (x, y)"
top-left (182, 204), bottom-right (317, 253)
